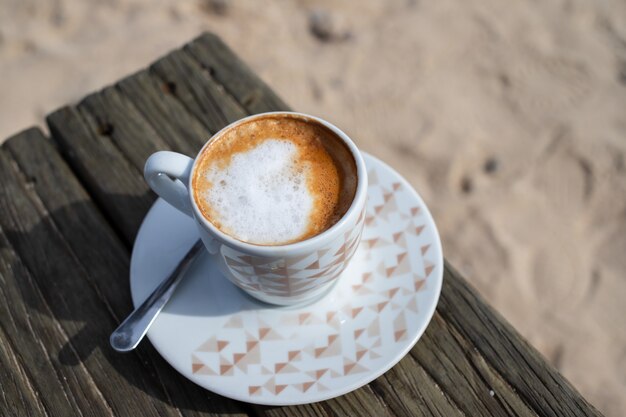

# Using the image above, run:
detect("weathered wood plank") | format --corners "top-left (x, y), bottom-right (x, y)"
top-left (186, 33), bottom-right (290, 114)
top-left (116, 70), bottom-right (208, 156)
top-left (47, 57), bottom-right (398, 417)
top-left (4, 128), bottom-right (130, 316)
top-left (12, 31), bottom-right (599, 417)
top-left (3, 128), bottom-right (250, 417)
top-left (464, 347), bottom-right (539, 415)
top-left (259, 385), bottom-right (395, 417)
top-left (0, 332), bottom-right (47, 417)
top-left (254, 403), bottom-right (330, 417)
top-left (410, 313), bottom-right (534, 416)
top-left (78, 87), bottom-right (172, 174)
top-left (150, 48), bottom-right (246, 133)
top-left (0, 294), bottom-right (50, 417)
top-left (370, 354), bottom-right (464, 417)
top-left (0, 227), bottom-right (107, 417)
top-left (47, 106), bottom-right (152, 244)
top-left (437, 262), bottom-right (603, 417)
top-left (322, 385), bottom-right (395, 417)
top-left (0, 143), bottom-right (183, 417)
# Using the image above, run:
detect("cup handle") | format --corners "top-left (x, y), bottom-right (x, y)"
top-left (144, 151), bottom-right (195, 217)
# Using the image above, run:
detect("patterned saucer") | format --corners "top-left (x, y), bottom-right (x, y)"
top-left (130, 153), bottom-right (443, 405)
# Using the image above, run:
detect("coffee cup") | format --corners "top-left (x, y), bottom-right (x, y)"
top-left (144, 112), bottom-right (367, 305)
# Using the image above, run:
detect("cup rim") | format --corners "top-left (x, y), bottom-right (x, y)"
top-left (189, 111), bottom-right (368, 257)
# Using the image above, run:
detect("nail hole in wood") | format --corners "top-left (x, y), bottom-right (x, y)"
top-left (161, 81), bottom-right (177, 95)
top-left (97, 122), bottom-right (114, 136)
top-left (25, 176), bottom-right (37, 188)
top-left (200, 64), bottom-right (216, 78)
top-left (243, 90), bottom-right (261, 106)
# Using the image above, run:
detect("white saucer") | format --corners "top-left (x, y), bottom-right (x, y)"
top-left (130, 153), bottom-right (443, 405)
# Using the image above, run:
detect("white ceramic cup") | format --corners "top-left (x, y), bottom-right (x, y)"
top-left (144, 112), bottom-right (368, 306)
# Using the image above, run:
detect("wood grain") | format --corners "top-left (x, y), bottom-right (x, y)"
top-left (78, 87), bottom-right (172, 175)
top-left (116, 71), bottom-right (208, 156)
top-left (0, 229), bottom-right (111, 417)
top-left (0, 326), bottom-right (49, 417)
top-left (411, 313), bottom-right (530, 416)
top-left (437, 262), bottom-right (603, 417)
top-left (0, 144), bottom-right (177, 417)
top-left (0, 239), bottom-right (56, 417)
top-left (260, 385), bottom-right (395, 417)
top-left (4, 128), bottom-right (131, 316)
top-left (4, 128), bottom-right (250, 417)
top-left (370, 352), bottom-right (464, 417)
top-left (186, 33), bottom-right (290, 114)
top-left (47, 106), bottom-right (153, 244)
top-left (150, 48), bottom-right (246, 133)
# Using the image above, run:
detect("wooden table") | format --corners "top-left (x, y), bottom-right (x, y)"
top-left (0, 33), bottom-right (601, 417)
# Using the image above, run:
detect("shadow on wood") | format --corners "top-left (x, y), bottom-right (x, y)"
top-left (0, 131), bottom-right (250, 415)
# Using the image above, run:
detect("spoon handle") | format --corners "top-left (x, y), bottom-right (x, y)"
top-left (110, 240), bottom-right (204, 352)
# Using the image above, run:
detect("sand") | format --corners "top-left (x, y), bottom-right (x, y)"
top-left (1, 0), bottom-right (625, 414)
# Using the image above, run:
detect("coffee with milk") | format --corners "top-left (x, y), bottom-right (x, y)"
top-left (192, 114), bottom-right (357, 246)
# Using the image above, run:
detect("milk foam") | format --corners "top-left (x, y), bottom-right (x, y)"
top-left (200, 139), bottom-right (313, 244)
